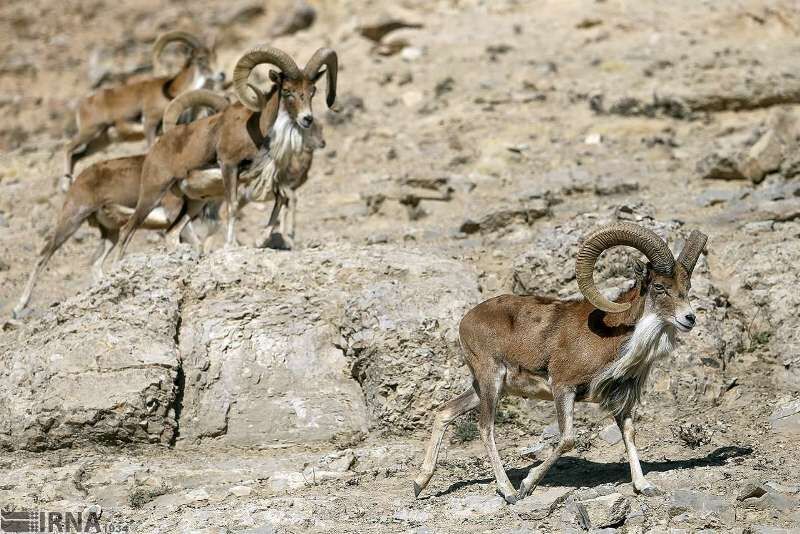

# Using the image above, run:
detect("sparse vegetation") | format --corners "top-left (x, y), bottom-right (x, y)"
top-left (452, 418), bottom-right (478, 444)
top-left (672, 423), bottom-right (712, 449)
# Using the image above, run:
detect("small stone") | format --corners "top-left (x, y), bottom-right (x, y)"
top-left (585, 133), bottom-right (603, 145)
top-left (697, 153), bottom-right (746, 181)
top-left (599, 424), bottom-right (622, 445)
top-left (186, 488), bottom-right (210, 502)
top-left (269, 471), bottom-right (306, 491)
top-left (448, 494), bottom-right (506, 519)
top-left (459, 200), bottom-right (550, 235)
top-left (541, 422), bottom-right (560, 443)
top-left (736, 480), bottom-right (766, 501)
top-left (513, 486), bottom-right (573, 520)
top-left (574, 493), bottom-right (630, 529)
top-left (229, 485), bottom-right (252, 497)
top-left (769, 400), bottom-right (800, 435)
top-left (366, 234), bottom-right (389, 245)
top-left (739, 129), bottom-right (784, 183)
top-left (694, 189), bottom-right (746, 207)
top-left (357, 16), bottom-right (423, 42)
top-left (393, 509), bottom-right (432, 522)
top-left (270, 0), bottom-right (316, 37)
top-left (319, 449), bottom-right (356, 472)
top-left (519, 442), bottom-right (551, 460)
top-left (742, 491), bottom-right (798, 511)
top-left (668, 489), bottom-right (732, 521)
top-left (402, 90), bottom-right (424, 108)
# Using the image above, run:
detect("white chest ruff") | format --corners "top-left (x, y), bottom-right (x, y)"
top-left (611, 314), bottom-right (675, 381)
top-left (245, 109), bottom-right (305, 202)
top-left (269, 109), bottom-right (304, 165)
top-left (591, 313), bottom-right (675, 415)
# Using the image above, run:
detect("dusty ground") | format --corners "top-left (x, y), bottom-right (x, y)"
top-left (1, 0), bottom-right (800, 532)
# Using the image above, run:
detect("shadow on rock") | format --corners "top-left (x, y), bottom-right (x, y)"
top-left (432, 446), bottom-right (752, 498)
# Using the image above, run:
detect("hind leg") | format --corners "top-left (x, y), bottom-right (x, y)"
top-left (91, 227), bottom-right (119, 281)
top-left (475, 363), bottom-right (517, 502)
top-left (64, 124), bottom-right (106, 178)
top-left (14, 206), bottom-right (94, 317)
top-left (516, 386), bottom-right (576, 500)
top-left (413, 388), bottom-right (480, 497)
top-left (116, 179), bottom-right (174, 261)
top-left (166, 200), bottom-right (205, 251)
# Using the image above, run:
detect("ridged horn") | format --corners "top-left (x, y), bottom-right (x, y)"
top-left (576, 222), bottom-right (675, 313)
top-left (162, 90), bottom-right (229, 132)
top-left (233, 46), bottom-right (301, 111)
top-left (676, 229), bottom-right (708, 277)
top-left (303, 48), bottom-right (338, 108)
top-left (152, 31), bottom-right (205, 70)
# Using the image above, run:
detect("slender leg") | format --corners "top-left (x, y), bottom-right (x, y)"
top-left (165, 213), bottom-right (192, 249)
top-left (285, 190), bottom-right (297, 248)
top-left (264, 194), bottom-right (285, 235)
top-left (256, 194), bottom-right (286, 249)
top-left (413, 388), bottom-right (480, 497)
top-left (221, 163), bottom-right (240, 248)
top-left (143, 114), bottom-right (161, 147)
top-left (167, 200), bottom-right (205, 251)
top-left (64, 125), bottom-right (105, 177)
top-left (516, 386), bottom-right (576, 500)
top-left (14, 205), bottom-right (94, 317)
top-left (91, 228), bottom-right (118, 281)
top-left (116, 180), bottom-right (173, 262)
top-left (279, 196), bottom-right (289, 236)
top-left (615, 412), bottom-right (659, 496)
top-left (477, 366), bottom-right (517, 503)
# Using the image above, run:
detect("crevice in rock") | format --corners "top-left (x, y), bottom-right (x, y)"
top-left (169, 292), bottom-right (186, 447)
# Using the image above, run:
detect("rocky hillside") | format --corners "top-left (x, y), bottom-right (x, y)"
top-left (1, 0), bottom-right (799, 532)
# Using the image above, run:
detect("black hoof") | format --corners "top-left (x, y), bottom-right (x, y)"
top-left (413, 481), bottom-right (422, 498)
top-left (498, 489), bottom-right (517, 505)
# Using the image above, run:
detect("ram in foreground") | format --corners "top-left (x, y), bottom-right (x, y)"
top-left (413, 222), bottom-right (708, 504)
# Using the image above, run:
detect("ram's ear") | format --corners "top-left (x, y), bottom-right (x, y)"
top-left (269, 70), bottom-right (282, 84)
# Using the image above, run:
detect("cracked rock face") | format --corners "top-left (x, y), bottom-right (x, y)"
top-left (0, 245), bottom-right (480, 451)
top-left (0, 252), bottom-right (190, 451)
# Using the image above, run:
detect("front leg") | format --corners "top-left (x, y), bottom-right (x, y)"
top-left (517, 386), bottom-right (576, 500)
top-left (221, 163), bottom-right (240, 248)
top-left (615, 412), bottom-right (660, 496)
top-left (256, 194), bottom-right (287, 249)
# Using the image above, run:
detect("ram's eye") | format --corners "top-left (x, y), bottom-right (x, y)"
top-left (281, 90), bottom-right (292, 99)
top-left (652, 283), bottom-right (665, 292)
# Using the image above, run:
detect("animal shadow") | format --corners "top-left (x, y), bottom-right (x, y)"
top-left (433, 445), bottom-right (752, 498)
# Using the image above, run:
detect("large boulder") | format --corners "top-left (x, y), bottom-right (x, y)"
top-left (0, 252), bottom-right (189, 451)
top-left (0, 244), bottom-right (480, 451)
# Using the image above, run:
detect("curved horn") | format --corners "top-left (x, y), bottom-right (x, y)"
top-left (233, 46), bottom-right (301, 111)
top-left (152, 31), bottom-right (205, 69)
top-left (576, 222), bottom-right (675, 313)
top-left (162, 89), bottom-right (229, 132)
top-left (676, 229), bottom-right (708, 277)
top-left (303, 48), bottom-right (338, 108)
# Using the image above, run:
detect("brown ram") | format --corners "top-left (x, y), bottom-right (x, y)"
top-left (413, 222), bottom-right (708, 503)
